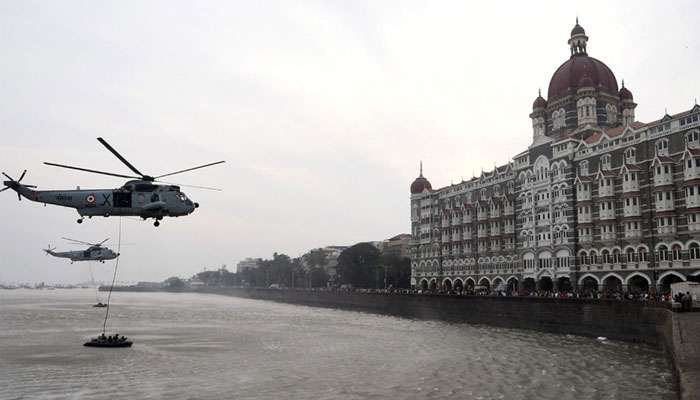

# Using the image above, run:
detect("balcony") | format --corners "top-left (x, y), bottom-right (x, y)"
top-left (462, 214), bottom-right (472, 224)
top-left (623, 204), bottom-right (641, 217)
top-left (622, 177), bottom-right (639, 193)
top-left (490, 227), bottom-right (501, 236)
top-left (577, 210), bottom-right (592, 223)
top-left (658, 225), bottom-right (677, 236)
top-left (601, 231), bottom-right (616, 241)
top-left (687, 194), bottom-right (700, 209)
top-left (503, 224), bottom-right (514, 234)
top-left (490, 208), bottom-right (501, 219)
top-left (685, 161), bottom-right (700, 180)
top-left (624, 229), bottom-right (641, 239)
top-left (451, 234), bottom-right (461, 242)
top-left (503, 205), bottom-right (514, 216)
top-left (654, 170), bottom-right (673, 186)
top-left (599, 207), bottom-right (616, 220)
top-left (441, 219), bottom-right (449, 228)
top-left (655, 198), bottom-right (675, 212)
top-left (441, 235), bottom-right (450, 243)
top-left (462, 230), bottom-right (472, 239)
top-left (537, 239), bottom-right (552, 247)
top-left (477, 211), bottom-right (488, 221)
top-left (598, 184), bottom-right (614, 198)
top-left (577, 189), bottom-right (591, 202)
top-left (477, 230), bottom-right (488, 239)
top-left (579, 234), bottom-right (592, 243)
top-left (689, 221), bottom-right (700, 232)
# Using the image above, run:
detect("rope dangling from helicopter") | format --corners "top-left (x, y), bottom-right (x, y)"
top-left (101, 217), bottom-right (122, 334)
top-left (87, 261), bottom-right (99, 303)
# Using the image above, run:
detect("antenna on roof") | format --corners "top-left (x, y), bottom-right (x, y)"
top-left (419, 160), bottom-right (423, 176)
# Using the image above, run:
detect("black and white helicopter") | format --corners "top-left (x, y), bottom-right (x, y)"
top-left (1, 138), bottom-right (224, 227)
top-left (44, 237), bottom-right (119, 264)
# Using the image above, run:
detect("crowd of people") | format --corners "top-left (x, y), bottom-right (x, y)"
top-left (269, 285), bottom-right (695, 309)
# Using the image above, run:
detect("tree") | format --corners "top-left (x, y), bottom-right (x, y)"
top-left (336, 243), bottom-right (381, 288)
top-left (380, 255), bottom-right (411, 289)
top-left (164, 276), bottom-right (185, 289)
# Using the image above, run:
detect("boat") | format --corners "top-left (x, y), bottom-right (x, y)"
top-left (92, 302), bottom-right (108, 308)
top-left (83, 335), bottom-right (132, 348)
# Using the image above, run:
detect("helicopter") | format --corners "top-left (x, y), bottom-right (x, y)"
top-left (44, 237), bottom-right (119, 264)
top-left (1, 137), bottom-right (225, 227)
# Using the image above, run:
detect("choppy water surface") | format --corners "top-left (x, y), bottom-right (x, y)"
top-left (0, 289), bottom-right (675, 400)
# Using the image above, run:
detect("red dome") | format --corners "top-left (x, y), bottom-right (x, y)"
top-left (619, 86), bottom-right (633, 100)
top-left (547, 55), bottom-right (618, 101)
top-left (410, 176), bottom-right (432, 194)
top-left (532, 94), bottom-right (547, 110)
top-left (571, 23), bottom-right (585, 36)
top-left (578, 74), bottom-right (594, 88)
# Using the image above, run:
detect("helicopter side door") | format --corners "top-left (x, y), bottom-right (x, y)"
top-left (113, 191), bottom-right (132, 208)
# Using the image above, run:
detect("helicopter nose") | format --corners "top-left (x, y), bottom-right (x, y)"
top-left (194, 202), bottom-right (199, 209)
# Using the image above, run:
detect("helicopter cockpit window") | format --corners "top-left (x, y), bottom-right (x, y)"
top-left (177, 193), bottom-right (188, 201)
top-left (135, 184), bottom-right (157, 192)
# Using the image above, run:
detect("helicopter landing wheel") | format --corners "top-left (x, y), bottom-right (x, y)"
top-left (77, 218), bottom-right (83, 224)
top-left (154, 220), bottom-right (160, 227)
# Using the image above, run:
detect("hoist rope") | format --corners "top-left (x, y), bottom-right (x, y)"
top-left (101, 217), bottom-right (122, 334)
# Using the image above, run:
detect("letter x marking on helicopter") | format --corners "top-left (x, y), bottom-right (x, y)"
top-left (101, 193), bottom-right (111, 206)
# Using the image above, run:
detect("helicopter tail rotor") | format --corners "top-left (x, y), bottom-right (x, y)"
top-left (2, 170), bottom-right (37, 201)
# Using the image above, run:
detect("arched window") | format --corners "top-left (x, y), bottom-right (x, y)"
top-left (606, 104), bottom-right (618, 124)
top-left (626, 247), bottom-right (635, 263)
top-left (625, 147), bottom-right (636, 164)
top-left (601, 154), bottom-right (611, 170)
top-left (672, 244), bottom-right (682, 260)
top-left (552, 108), bottom-right (566, 130)
top-left (687, 130), bottom-right (700, 149)
top-left (639, 247), bottom-right (648, 262)
top-left (579, 160), bottom-right (589, 176)
top-left (658, 245), bottom-right (669, 261)
top-left (601, 249), bottom-right (610, 264)
top-left (690, 243), bottom-right (700, 259)
top-left (656, 138), bottom-right (669, 156)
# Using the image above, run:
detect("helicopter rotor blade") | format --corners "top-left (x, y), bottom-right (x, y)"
top-left (2, 172), bottom-right (14, 181)
top-left (97, 137), bottom-right (144, 177)
top-left (0, 187), bottom-right (9, 193)
top-left (154, 160), bottom-right (226, 179)
top-left (43, 162), bottom-right (139, 180)
top-left (61, 237), bottom-right (93, 246)
top-left (98, 238), bottom-right (110, 246)
top-left (18, 170), bottom-right (26, 182)
top-left (156, 181), bottom-right (222, 191)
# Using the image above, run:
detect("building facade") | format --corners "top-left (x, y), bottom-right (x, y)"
top-left (236, 258), bottom-right (262, 273)
top-left (410, 21), bottom-right (700, 294)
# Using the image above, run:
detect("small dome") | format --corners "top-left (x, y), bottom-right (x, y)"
top-left (410, 175), bottom-right (431, 194)
top-left (533, 92), bottom-right (547, 109)
top-left (571, 23), bottom-right (585, 36)
top-left (619, 85), bottom-right (633, 100)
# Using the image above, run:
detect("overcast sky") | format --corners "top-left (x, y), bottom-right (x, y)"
top-left (1, 1), bottom-right (698, 284)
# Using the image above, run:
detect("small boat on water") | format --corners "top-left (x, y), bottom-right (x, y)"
top-left (92, 302), bottom-right (108, 308)
top-left (84, 334), bottom-right (132, 348)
